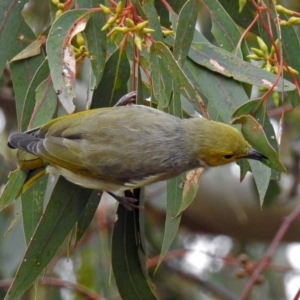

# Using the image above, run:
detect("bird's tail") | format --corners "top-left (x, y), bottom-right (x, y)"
top-left (8, 132), bottom-right (45, 170)
top-left (8, 132), bottom-right (46, 194)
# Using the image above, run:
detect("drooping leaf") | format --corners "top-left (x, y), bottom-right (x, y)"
top-left (249, 160), bottom-right (271, 207)
top-left (9, 23), bottom-right (45, 130)
top-left (150, 42), bottom-right (206, 114)
top-left (276, 17), bottom-right (300, 107)
top-left (200, 0), bottom-right (248, 56)
top-left (10, 35), bottom-right (47, 62)
top-left (140, 0), bottom-right (164, 42)
top-left (47, 9), bottom-right (91, 113)
top-left (0, 0), bottom-right (33, 77)
top-left (156, 175), bottom-right (184, 271)
top-left (20, 59), bottom-right (50, 131)
top-left (77, 0), bottom-right (107, 86)
top-left (232, 115), bottom-right (286, 173)
top-left (232, 99), bottom-right (281, 180)
top-left (76, 190), bottom-right (102, 243)
top-left (184, 58), bottom-right (248, 122)
top-left (91, 46), bottom-right (130, 108)
top-left (188, 42), bottom-right (295, 91)
top-left (112, 191), bottom-right (158, 300)
top-left (5, 178), bottom-right (93, 300)
top-left (21, 174), bottom-right (49, 244)
top-left (173, 0), bottom-right (200, 66)
top-left (0, 169), bottom-right (27, 211)
top-left (180, 168), bottom-right (204, 214)
top-left (30, 76), bottom-right (57, 129)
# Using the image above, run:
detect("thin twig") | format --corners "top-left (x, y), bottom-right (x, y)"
top-left (240, 203), bottom-right (300, 300)
top-left (0, 277), bottom-right (101, 300)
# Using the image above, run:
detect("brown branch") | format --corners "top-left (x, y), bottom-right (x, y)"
top-left (293, 286), bottom-right (300, 300)
top-left (0, 277), bottom-right (101, 300)
top-left (240, 203), bottom-right (300, 299)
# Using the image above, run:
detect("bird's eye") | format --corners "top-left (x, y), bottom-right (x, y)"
top-left (224, 154), bottom-right (233, 159)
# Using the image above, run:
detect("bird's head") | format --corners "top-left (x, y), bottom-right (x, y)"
top-left (191, 119), bottom-right (267, 167)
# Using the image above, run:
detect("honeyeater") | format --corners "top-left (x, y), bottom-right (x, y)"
top-left (8, 104), bottom-right (267, 208)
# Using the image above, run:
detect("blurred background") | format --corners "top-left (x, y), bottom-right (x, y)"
top-left (1, 0), bottom-right (300, 299)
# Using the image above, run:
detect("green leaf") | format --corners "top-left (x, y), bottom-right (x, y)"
top-left (20, 59), bottom-right (50, 131)
top-left (179, 168), bottom-right (203, 214)
top-left (91, 46), bottom-right (130, 108)
top-left (9, 23), bottom-right (45, 130)
top-left (149, 45), bottom-right (172, 109)
top-left (10, 36), bottom-right (46, 62)
top-left (201, 0), bottom-right (248, 56)
top-left (76, 190), bottom-right (102, 243)
top-left (140, 0), bottom-right (164, 42)
top-left (184, 58), bottom-right (248, 122)
top-left (279, 17), bottom-right (300, 107)
top-left (0, 169), bottom-right (27, 211)
top-left (0, 0), bottom-right (32, 77)
top-left (46, 9), bottom-right (91, 113)
top-left (156, 175), bottom-right (184, 271)
top-left (188, 42), bottom-right (296, 91)
top-left (232, 99), bottom-right (281, 180)
top-left (30, 76), bottom-right (57, 129)
top-left (217, 0), bottom-right (259, 35)
top-left (173, 0), bottom-right (200, 66)
top-left (249, 160), bottom-right (271, 207)
top-left (78, 0), bottom-right (107, 86)
top-left (21, 175), bottom-right (49, 244)
top-left (5, 177), bottom-right (93, 300)
top-left (232, 115), bottom-right (286, 173)
top-left (112, 196), bottom-right (158, 300)
top-left (150, 42), bottom-right (205, 111)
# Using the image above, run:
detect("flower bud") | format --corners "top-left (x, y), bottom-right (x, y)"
top-left (100, 4), bottom-right (111, 14)
top-left (134, 35), bottom-right (143, 51)
top-left (125, 18), bottom-right (135, 28)
top-left (134, 21), bottom-right (149, 32)
top-left (247, 54), bottom-right (262, 61)
top-left (276, 5), bottom-right (294, 15)
top-left (250, 47), bottom-right (265, 58)
top-left (257, 36), bottom-right (268, 55)
top-left (116, 1), bottom-right (123, 14)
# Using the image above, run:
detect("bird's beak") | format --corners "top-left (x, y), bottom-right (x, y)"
top-left (244, 148), bottom-right (268, 161)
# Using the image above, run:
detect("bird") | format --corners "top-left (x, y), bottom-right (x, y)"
top-left (8, 103), bottom-right (267, 209)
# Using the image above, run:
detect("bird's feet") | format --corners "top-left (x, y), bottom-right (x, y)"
top-left (114, 91), bottom-right (137, 107)
top-left (107, 191), bottom-right (143, 210)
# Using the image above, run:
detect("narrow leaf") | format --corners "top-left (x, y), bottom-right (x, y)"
top-left (179, 168), bottom-right (204, 214)
top-left (156, 175), bottom-right (184, 271)
top-left (0, 0), bottom-right (30, 76)
top-left (232, 115), bottom-right (286, 172)
top-left (5, 177), bottom-right (93, 300)
top-left (76, 190), bottom-right (102, 243)
top-left (10, 35), bottom-right (46, 62)
top-left (9, 23), bottom-right (45, 129)
top-left (84, 0), bottom-right (106, 86)
top-left (249, 160), bottom-right (271, 207)
top-left (20, 59), bottom-right (50, 131)
top-left (188, 42), bottom-right (295, 91)
top-left (21, 175), bottom-right (49, 244)
top-left (173, 0), bottom-right (200, 66)
top-left (30, 76), bottom-right (57, 129)
top-left (184, 58), bottom-right (248, 122)
top-left (151, 42), bottom-right (205, 111)
top-left (112, 198), bottom-right (158, 300)
top-left (149, 46), bottom-right (171, 109)
top-left (201, 0), bottom-right (248, 55)
top-left (0, 169), bottom-right (27, 211)
top-left (91, 46), bottom-right (130, 108)
top-left (140, 0), bottom-right (164, 42)
top-left (47, 9), bottom-right (91, 113)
